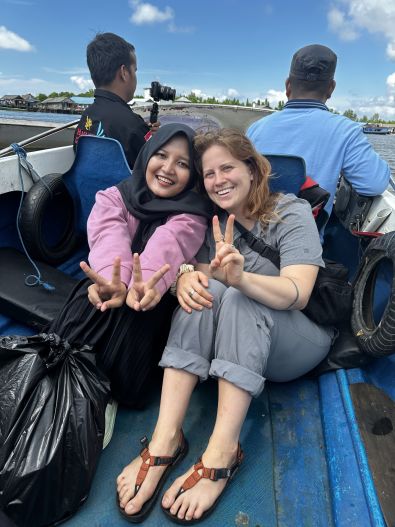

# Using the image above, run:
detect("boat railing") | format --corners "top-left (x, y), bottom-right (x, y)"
top-left (0, 119), bottom-right (80, 158)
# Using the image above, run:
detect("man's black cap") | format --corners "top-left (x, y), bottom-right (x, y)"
top-left (289, 44), bottom-right (337, 82)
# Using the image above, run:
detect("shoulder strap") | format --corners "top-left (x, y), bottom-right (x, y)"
top-left (234, 220), bottom-right (280, 269)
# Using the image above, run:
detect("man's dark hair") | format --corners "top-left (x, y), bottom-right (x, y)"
top-left (288, 77), bottom-right (333, 99)
top-left (87, 32), bottom-right (135, 87)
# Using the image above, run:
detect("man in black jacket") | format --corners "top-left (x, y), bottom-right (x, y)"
top-left (73, 32), bottom-right (152, 168)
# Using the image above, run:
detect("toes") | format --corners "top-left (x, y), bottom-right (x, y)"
top-left (119, 485), bottom-right (134, 508)
top-left (124, 496), bottom-right (140, 515)
top-left (177, 496), bottom-right (192, 520)
top-left (162, 476), bottom-right (184, 509)
top-left (124, 486), bottom-right (152, 516)
top-left (116, 464), bottom-right (131, 486)
top-left (187, 501), bottom-right (199, 521)
top-left (170, 494), bottom-right (183, 517)
top-left (193, 503), bottom-right (205, 520)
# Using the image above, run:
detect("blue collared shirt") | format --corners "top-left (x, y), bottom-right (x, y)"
top-left (247, 99), bottom-right (390, 217)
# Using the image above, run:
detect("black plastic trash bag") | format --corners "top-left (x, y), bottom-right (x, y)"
top-left (0, 333), bottom-right (110, 527)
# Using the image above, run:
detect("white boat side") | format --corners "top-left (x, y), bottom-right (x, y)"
top-left (0, 145), bottom-right (74, 194)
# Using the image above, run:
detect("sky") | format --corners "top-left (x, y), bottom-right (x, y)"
top-left (1, 0), bottom-right (395, 119)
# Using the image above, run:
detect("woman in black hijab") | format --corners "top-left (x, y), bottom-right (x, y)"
top-left (49, 123), bottom-right (212, 407)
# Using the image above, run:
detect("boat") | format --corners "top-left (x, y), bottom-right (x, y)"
top-left (0, 106), bottom-right (395, 527)
top-left (0, 102), bottom-right (273, 152)
top-left (362, 125), bottom-right (392, 135)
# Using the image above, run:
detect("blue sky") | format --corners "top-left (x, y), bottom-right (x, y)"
top-left (1, 0), bottom-right (395, 118)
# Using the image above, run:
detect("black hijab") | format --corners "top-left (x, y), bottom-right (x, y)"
top-left (117, 123), bottom-right (213, 253)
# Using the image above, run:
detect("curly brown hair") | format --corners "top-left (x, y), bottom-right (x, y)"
top-left (194, 128), bottom-right (279, 225)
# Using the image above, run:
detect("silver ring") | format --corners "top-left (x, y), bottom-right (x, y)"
top-left (188, 289), bottom-right (195, 298)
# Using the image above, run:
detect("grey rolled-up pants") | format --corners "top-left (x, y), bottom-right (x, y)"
top-left (159, 279), bottom-right (335, 397)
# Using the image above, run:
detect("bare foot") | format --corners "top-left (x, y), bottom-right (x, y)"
top-left (117, 433), bottom-right (181, 517)
top-left (162, 444), bottom-right (241, 522)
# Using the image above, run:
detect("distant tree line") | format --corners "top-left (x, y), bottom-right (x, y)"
top-left (34, 90), bottom-right (145, 101)
top-left (32, 91), bottom-right (394, 124)
top-left (341, 108), bottom-right (394, 124)
top-left (184, 93), bottom-right (286, 111)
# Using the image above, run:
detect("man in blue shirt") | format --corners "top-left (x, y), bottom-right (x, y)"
top-left (247, 44), bottom-right (390, 219)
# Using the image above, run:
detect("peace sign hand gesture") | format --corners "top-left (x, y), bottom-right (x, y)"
top-left (209, 214), bottom-right (244, 287)
top-left (80, 256), bottom-right (127, 311)
top-left (126, 253), bottom-right (170, 311)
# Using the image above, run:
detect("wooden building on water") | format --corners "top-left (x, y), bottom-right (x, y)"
top-left (38, 96), bottom-right (75, 113)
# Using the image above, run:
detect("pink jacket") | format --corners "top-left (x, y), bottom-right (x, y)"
top-left (87, 186), bottom-right (207, 296)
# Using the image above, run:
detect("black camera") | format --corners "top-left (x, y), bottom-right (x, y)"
top-left (150, 81), bottom-right (176, 102)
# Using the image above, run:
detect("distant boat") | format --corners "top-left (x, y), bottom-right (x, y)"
top-left (363, 125), bottom-right (392, 134)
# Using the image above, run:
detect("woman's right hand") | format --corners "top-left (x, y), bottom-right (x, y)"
top-left (210, 215), bottom-right (244, 287)
top-left (80, 256), bottom-right (127, 311)
top-left (126, 253), bottom-right (170, 311)
top-left (177, 271), bottom-right (213, 313)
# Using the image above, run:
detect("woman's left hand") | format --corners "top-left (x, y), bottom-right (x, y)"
top-left (177, 270), bottom-right (213, 313)
top-left (210, 215), bottom-right (244, 287)
top-left (126, 253), bottom-right (170, 311)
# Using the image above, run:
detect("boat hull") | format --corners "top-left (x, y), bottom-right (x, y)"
top-left (0, 110), bottom-right (394, 527)
top-left (0, 103), bottom-right (273, 151)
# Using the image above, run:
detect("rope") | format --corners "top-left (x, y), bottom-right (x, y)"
top-left (11, 143), bottom-right (55, 291)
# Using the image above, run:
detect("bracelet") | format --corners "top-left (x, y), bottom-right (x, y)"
top-left (285, 276), bottom-right (300, 309)
top-left (169, 264), bottom-right (195, 296)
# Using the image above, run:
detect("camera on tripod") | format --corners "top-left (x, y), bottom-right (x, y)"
top-left (149, 81), bottom-right (176, 123)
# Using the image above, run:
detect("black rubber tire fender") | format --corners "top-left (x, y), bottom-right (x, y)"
top-left (19, 173), bottom-right (78, 265)
top-left (351, 231), bottom-right (395, 357)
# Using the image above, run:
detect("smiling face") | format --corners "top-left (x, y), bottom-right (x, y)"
top-left (201, 144), bottom-right (253, 218)
top-left (145, 135), bottom-right (191, 198)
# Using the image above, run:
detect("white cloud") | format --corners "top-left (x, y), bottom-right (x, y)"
top-left (191, 88), bottom-right (208, 98)
top-left (357, 104), bottom-right (395, 118)
top-left (0, 26), bottom-right (34, 52)
top-left (387, 73), bottom-right (395, 89)
top-left (70, 76), bottom-right (94, 91)
top-left (327, 7), bottom-right (359, 41)
top-left (227, 88), bottom-right (239, 97)
top-left (329, 71), bottom-right (395, 120)
top-left (130, 2), bottom-right (173, 25)
top-left (330, 89), bottom-right (395, 119)
top-left (168, 22), bottom-right (194, 34)
top-left (387, 42), bottom-right (395, 60)
top-left (44, 67), bottom-right (89, 75)
top-left (328, 1), bottom-right (395, 59)
top-left (261, 89), bottom-right (286, 107)
top-left (0, 77), bottom-right (45, 94)
top-left (0, 76), bottom-right (89, 96)
top-left (129, 1), bottom-right (193, 33)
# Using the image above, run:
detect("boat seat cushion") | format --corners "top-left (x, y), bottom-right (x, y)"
top-left (63, 135), bottom-right (132, 234)
top-left (0, 248), bottom-right (78, 331)
top-left (264, 154), bottom-right (306, 194)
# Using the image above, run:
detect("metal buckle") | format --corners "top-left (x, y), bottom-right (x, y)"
top-left (209, 468), bottom-right (218, 481)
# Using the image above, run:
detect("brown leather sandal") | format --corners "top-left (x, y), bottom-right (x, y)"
top-left (161, 444), bottom-right (244, 525)
top-left (118, 431), bottom-right (188, 523)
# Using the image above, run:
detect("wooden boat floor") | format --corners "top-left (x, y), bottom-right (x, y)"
top-left (350, 382), bottom-right (395, 527)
